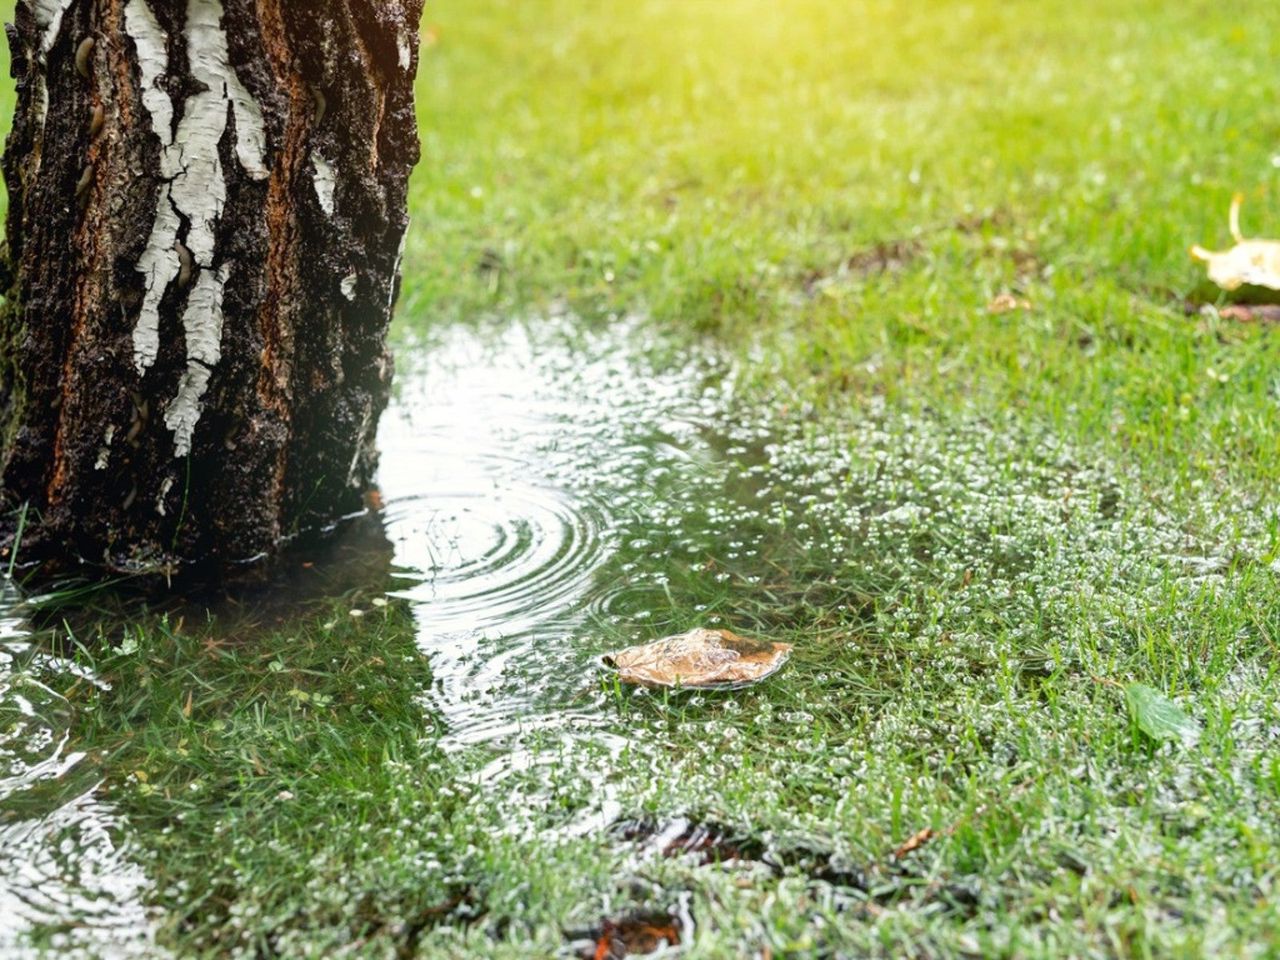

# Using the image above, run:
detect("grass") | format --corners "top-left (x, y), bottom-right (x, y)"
top-left (31, 406), bottom-right (1280, 958)
top-left (6, 0), bottom-right (1280, 957)
top-left (405, 0), bottom-right (1280, 491)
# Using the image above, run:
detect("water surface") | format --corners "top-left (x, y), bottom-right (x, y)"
top-left (0, 314), bottom-right (754, 950)
top-left (379, 317), bottom-right (747, 747)
top-left (0, 589), bottom-right (157, 958)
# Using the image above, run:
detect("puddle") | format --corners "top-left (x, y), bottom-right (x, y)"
top-left (0, 315), bottom-right (743, 954)
top-left (1, 311), bottom-right (1275, 954)
top-left (378, 318), bottom-right (747, 749)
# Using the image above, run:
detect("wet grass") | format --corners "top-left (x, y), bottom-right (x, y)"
top-left (28, 398), bottom-right (1280, 958)
top-left (6, 0), bottom-right (1280, 957)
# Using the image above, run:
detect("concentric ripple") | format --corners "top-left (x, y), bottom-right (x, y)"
top-left (387, 482), bottom-right (605, 637)
top-left (376, 320), bottom-right (734, 746)
top-left (0, 790), bottom-right (155, 959)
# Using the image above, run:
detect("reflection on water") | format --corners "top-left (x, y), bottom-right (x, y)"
top-left (380, 318), bottom-right (736, 748)
top-left (0, 315), bottom-right (756, 947)
top-left (0, 588), bottom-right (158, 959)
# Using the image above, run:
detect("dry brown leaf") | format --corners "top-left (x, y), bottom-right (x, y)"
top-left (604, 628), bottom-right (792, 689)
top-left (1191, 193), bottom-right (1280, 291)
top-left (986, 292), bottom-right (1031, 314)
top-left (893, 827), bottom-right (935, 859)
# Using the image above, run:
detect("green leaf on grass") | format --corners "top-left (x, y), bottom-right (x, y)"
top-left (1125, 683), bottom-right (1200, 746)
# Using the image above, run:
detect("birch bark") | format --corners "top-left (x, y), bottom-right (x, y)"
top-left (0, 0), bottom-right (423, 574)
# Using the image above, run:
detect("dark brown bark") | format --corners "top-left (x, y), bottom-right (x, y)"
top-left (0, 0), bottom-right (423, 575)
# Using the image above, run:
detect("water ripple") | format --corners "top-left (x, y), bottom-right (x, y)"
top-left (0, 596), bottom-right (159, 958)
top-left (387, 483), bottom-right (606, 637)
top-left (377, 319), bottom-right (733, 747)
top-left (1, 789), bottom-right (155, 959)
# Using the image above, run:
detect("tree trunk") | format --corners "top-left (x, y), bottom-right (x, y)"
top-left (0, 0), bottom-right (423, 575)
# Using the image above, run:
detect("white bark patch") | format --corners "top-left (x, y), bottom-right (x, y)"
top-left (398, 31), bottom-right (412, 71)
top-left (33, 0), bottom-right (73, 56)
top-left (95, 426), bottom-right (115, 471)
top-left (156, 476), bottom-right (175, 516)
top-left (164, 266), bottom-right (229, 457)
top-left (127, 0), bottom-right (271, 457)
top-left (31, 0), bottom-right (74, 125)
top-left (184, 1), bottom-right (268, 181)
top-left (131, 205), bottom-right (181, 372)
top-left (313, 153), bottom-right (337, 217)
top-left (169, 0), bottom-right (269, 265)
top-left (124, 0), bottom-right (173, 143)
top-left (126, 0), bottom-right (179, 372)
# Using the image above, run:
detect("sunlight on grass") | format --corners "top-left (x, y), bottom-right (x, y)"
top-left (4, 1), bottom-right (1280, 957)
top-left (407, 0), bottom-right (1280, 495)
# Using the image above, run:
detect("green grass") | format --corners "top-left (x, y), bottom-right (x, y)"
top-left (8, 0), bottom-right (1280, 957)
top-left (406, 0), bottom-right (1280, 491)
top-left (38, 409), bottom-right (1280, 957)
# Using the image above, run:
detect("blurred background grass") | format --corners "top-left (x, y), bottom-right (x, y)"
top-left (407, 0), bottom-right (1280, 322)
top-left (4, 1), bottom-right (1280, 480)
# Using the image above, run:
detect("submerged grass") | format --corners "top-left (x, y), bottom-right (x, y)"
top-left (4, 0), bottom-right (1280, 957)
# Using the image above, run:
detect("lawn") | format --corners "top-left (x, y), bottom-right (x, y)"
top-left (408, 0), bottom-right (1280, 485)
top-left (5, 1), bottom-right (1280, 958)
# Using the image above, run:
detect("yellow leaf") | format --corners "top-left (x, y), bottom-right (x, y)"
top-left (1191, 194), bottom-right (1280, 291)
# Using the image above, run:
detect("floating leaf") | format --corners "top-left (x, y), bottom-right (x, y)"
top-left (1125, 683), bottom-right (1200, 746)
top-left (1191, 194), bottom-right (1280, 291)
top-left (604, 628), bottom-right (792, 689)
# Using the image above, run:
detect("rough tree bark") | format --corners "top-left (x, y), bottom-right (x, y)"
top-left (0, 0), bottom-right (423, 575)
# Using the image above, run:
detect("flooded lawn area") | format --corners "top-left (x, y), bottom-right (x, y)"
top-left (3, 315), bottom-right (1280, 957)
top-left (4, 0), bottom-right (1280, 953)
